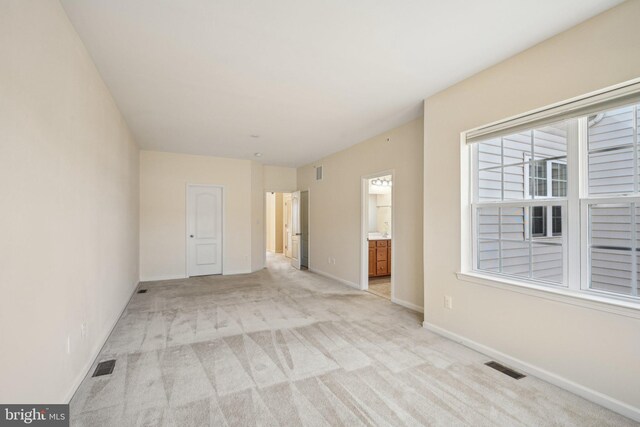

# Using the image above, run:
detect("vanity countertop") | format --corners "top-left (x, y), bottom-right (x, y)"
top-left (368, 234), bottom-right (391, 240)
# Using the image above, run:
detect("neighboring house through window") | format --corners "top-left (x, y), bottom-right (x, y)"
top-left (525, 158), bottom-right (567, 238)
top-left (467, 82), bottom-right (640, 302)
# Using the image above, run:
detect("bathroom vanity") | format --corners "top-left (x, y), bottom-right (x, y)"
top-left (368, 238), bottom-right (391, 277)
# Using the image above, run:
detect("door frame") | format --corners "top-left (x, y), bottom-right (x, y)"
top-left (186, 183), bottom-right (225, 277)
top-left (263, 187), bottom-right (299, 267)
top-left (279, 188), bottom-right (311, 270)
top-left (300, 189), bottom-right (310, 268)
top-left (360, 170), bottom-right (395, 297)
top-left (290, 191), bottom-right (302, 269)
top-left (283, 193), bottom-right (293, 258)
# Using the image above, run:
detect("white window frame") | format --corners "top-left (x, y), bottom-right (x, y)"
top-left (472, 135), bottom-right (570, 288)
top-left (580, 106), bottom-right (640, 299)
top-left (460, 79), bottom-right (640, 312)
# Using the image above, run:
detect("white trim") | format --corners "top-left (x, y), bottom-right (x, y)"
top-left (144, 271), bottom-right (253, 279)
top-left (360, 177), bottom-right (368, 289)
top-left (463, 135), bottom-right (474, 272)
top-left (579, 117), bottom-right (590, 293)
top-left (567, 119), bottom-right (581, 291)
top-left (140, 274), bottom-right (187, 282)
top-left (391, 297), bottom-right (424, 313)
top-left (456, 271), bottom-right (640, 319)
top-left (66, 280), bottom-right (139, 403)
top-left (309, 268), bottom-right (360, 290)
top-left (222, 270), bottom-right (252, 276)
top-left (304, 189), bottom-right (311, 269)
top-left (263, 191), bottom-right (269, 266)
top-left (422, 321), bottom-right (640, 423)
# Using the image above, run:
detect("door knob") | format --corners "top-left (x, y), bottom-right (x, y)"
top-left (190, 235), bottom-right (194, 238)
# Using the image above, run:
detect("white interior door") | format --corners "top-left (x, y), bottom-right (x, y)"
top-left (187, 185), bottom-right (223, 276)
top-left (301, 191), bottom-right (309, 268)
top-left (291, 191), bottom-right (301, 269)
top-left (284, 194), bottom-right (292, 258)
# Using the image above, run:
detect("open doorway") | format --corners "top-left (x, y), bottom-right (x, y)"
top-left (361, 173), bottom-right (393, 299)
top-left (265, 191), bottom-right (308, 270)
top-left (266, 192), bottom-right (290, 257)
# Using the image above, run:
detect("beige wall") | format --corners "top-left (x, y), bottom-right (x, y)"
top-left (423, 0), bottom-right (640, 415)
top-left (140, 151), bottom-right (257, 279)
top-left (298, 118), bottom-right (423, 311)
top-left (251, 161), bottom-right (265, 271)
top-left (0, 0), bottom-right (139, 403)
top-left (264, 165), bottom-right (297, 191)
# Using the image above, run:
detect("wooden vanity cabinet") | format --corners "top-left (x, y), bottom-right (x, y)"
top-left (368, 239), bottom-right (391, 277)
top-left (368, 241), bottom-right (376, 276)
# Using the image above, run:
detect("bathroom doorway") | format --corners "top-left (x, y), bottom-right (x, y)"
top-left (360, 172), bottom-right (393, 299)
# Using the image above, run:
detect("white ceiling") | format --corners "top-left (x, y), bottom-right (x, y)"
top-left (60, 0), bottom-right (622, 167)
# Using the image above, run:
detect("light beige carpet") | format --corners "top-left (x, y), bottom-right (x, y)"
top-left (70, 254), bottom-right (635, 426)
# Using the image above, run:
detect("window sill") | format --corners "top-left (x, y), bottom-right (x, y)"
top-left (456, 271), bottom-right (640, 319)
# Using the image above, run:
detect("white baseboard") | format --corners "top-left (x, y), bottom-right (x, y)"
top-left (223, 269), bottom-right (252, 276)
top-left (65, 280), bottom-right (140, 404)
top-left (422, 321), bottom-right (640, 423)
top-left (309, 268), bottom-right (361, 290)
top-left (141, 270), bottom-right (254, 281)
top-left (139, 274), bottom-right (186, 282)
top-left (391, 297), bottom-right (424, 313)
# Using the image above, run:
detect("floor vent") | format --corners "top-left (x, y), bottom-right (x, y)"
top-left (92, 360), bottom-right (116, 377)
top-left (137, 289), bottom-right (147, 294)
top-left (485, 361), bottom-right (525, 379)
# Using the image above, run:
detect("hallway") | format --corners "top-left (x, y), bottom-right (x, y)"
top-left (70, 254), bottom-right (632, 426)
